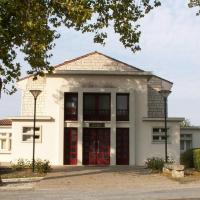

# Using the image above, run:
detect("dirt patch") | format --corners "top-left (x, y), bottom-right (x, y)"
top-left (0, 167), bottom-right (45, 179)
top-left (35, 166), bottom-right (182, 190)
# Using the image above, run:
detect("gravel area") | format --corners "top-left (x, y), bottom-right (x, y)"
top-left (35, 166), bottom-right (200, 191)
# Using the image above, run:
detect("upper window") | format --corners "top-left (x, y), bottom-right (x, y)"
top-left (0, 132), bottom-right (12, 153)
top-left (83, 93), bottom-right (111, 121)
top-left (64, 93), bottom-right (78, 121)
top-left (152, 127), bottom-right (170, 143)
top-left (22, 127), bottom-right (42, 143)
top-left (116, 94), bottom-right (129, 121)
top-left (180, 134), bottom-right (192, 152)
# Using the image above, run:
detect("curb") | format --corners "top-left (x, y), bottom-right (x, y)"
top-left (2, 177), bottom-right (44, 183)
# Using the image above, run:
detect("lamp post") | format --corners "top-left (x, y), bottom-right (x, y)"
top-left (30, 90), bottom-right (41, 172)
top-left (159, 89), bottom-right (171, 163)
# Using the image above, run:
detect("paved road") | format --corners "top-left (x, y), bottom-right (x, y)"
top-left (1, 166), bottom-right (200, 200)
top-left (0, 186), bottom-right (200, 200)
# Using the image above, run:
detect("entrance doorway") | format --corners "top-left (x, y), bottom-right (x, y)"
top-left (83, 128), bottom-right (110, 165)
top-left (116, 128), bottom-right (129, 165)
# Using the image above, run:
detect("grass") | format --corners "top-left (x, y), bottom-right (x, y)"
top-left (0, 168), bottom-right (46, 179)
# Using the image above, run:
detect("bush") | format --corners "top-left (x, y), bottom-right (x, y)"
top-left (11, 159), bottom-right (31, 171)
top-left (180, 149), bottom-right (194, 168)
top-left (34, 159), bottom-right (51, 173)
top-left (11, 159), bottom-right (51, 173)
top-left (193, 148), bottom-right (200, 171)
top-left (180, 148), bottom-right (200, 170)
top-left (145, 157), bottom-right (165, 171)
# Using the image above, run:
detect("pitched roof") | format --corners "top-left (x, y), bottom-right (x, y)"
top-left (0, 119), bottom-right (12, 126)
top-left (18, 51), bottom-right (172, 84)
top-left (54, 51), bottom-right (143, 72)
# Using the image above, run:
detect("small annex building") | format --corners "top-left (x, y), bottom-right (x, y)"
top-left (0, 52), bottom-right (184, 166)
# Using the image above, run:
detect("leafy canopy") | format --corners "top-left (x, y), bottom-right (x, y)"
top-left (188, 0), bottom-right (200, 15)
top-left (0, 0), bottom-right (161, 94)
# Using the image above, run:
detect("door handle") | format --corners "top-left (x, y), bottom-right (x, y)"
top-left (93, 141), bottom-right (96, 152)
top-left (97, 140), bottom-right (100, 153)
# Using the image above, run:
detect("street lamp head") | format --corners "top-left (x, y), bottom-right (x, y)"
top-left (159, 89), bottom-right (171, 98)
top-left (30, 90), bottom-right (42, 99)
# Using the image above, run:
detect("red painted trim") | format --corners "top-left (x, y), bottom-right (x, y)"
top-left (64, 128), bottom-right (78, 165)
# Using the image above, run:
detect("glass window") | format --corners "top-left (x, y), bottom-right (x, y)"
top-left (83, 93), bottom-right (111, 121)
top-left (180, 134), bottom-right (192, 152)
top-left (0, 132), bottom-right (12, 152)
top-left (22, 127), bottom-right (42, 143)
top-left (152, 128), bottom-right (170, 143)
top-left (116, 94), bottom-right (129, 121)
top-left (1, 139), bottom-right (6, 149)
top-left (64, 93), bottom-right (78, 121)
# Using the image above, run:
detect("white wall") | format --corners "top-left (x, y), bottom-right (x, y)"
top-left (137, 121), bottom-right (181, 165)
top-left (10, 120), bottom-right (57, 165)
top-left (5, 69), bottom-right (181, 166)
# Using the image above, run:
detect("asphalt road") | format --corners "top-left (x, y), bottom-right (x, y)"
top-left (0, 186), bottom-right (200, 200)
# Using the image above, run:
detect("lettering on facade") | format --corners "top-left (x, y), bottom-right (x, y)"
top-left (89, 123), bottom-right (105, 128)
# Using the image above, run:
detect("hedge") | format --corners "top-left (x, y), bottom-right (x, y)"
top-left (180, 148), bottom-right (200, 170)
top-left (193, 148), bottom-right (200, 171)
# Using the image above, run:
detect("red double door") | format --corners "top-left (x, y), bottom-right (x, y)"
top-left (83, 128), bottom-right (110, 165)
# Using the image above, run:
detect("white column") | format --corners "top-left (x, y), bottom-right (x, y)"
top-left (78, 91), bottom-right (83, 165)
top-left (129, 90), bottom-right (136, 165)
top-left (58, 92), bottom-right (64, 165)
top-left (110, 91), bottom-right (116, 165)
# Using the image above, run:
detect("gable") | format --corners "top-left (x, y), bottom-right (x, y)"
top-left (55, 52), bottom-right (142, 72)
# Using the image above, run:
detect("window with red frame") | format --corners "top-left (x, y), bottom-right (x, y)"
top-left (116, 93), bottom-right (129, 121)
top-left (64, 93), bottom-right (78, 121)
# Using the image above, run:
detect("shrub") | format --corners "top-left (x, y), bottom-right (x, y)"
top-left (145, 157), bottom-right (165, 171)
top-left (180, 149), bottom-right (194, 168)
top-left (193, 148), bottom-right (200, 171)
top-left (11, 159), bottom-right (31, 171)
top-left (11, 159), bottom-right (51, 173)
top-left (34, 159), bottom-right (51, 173)
top-left (180, 148), bottom-right (200, 170)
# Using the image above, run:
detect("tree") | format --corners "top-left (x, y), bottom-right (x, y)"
top-left (188, 0), bottom-right (200, 15)
top-left (180, 119), bottom-right (192, 128)
top-left (0, 0), bottom-right (161, 95)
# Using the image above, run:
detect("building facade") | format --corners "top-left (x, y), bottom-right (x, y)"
top-left (0, 52), bottom-right (184, 166)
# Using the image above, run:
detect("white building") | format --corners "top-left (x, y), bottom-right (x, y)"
top-left (0, 52), bottom-right (184, 166)
top-left (180, 127), bottom-right (200, 153)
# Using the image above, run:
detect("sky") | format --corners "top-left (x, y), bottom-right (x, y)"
top-left (0, 0), bottom-right (200, 125)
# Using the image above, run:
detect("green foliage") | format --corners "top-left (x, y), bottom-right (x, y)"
top-left (180, 149), bottom-right (194, 168)
top-left (193, 148), bottom-right (200, 171)
top-left (180, 119), bottom-right (191, 127)
top-left (145, 157), bottom-right (165, 171)
top-left (180, 148), bottom-right (200, 170)
top-left (11, 158), bottom-right (51, 173)
top-left (34, 159), bottom-right (51, 173)
top-left (11, 159), bottom-right (31, 170)
top-left (0, 0), bottom-right (161, 94)
top-left (188, 0), bottom-right (200, 15)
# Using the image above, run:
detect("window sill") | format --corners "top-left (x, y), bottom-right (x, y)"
top-left (116, 121), bottom-right (130, 122)
top-left (152, 142), bottom-right (171, 144)
top-left (21, 141), bottom-right (42, 143)
top-left (0, 150), bottom-right (11, 154)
